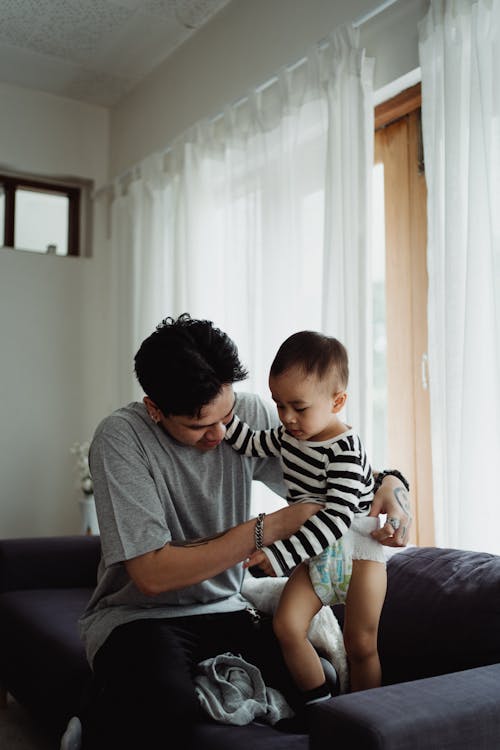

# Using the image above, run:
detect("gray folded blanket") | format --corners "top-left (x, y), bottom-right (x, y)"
top-left (194, 651), bottom-right (294, 726)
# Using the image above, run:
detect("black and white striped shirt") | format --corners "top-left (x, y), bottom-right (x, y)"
top-left (225, 414), bottom-right (374, 576)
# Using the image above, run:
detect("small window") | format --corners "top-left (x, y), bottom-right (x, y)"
top-left (0, 172), bottom-right (91, 256)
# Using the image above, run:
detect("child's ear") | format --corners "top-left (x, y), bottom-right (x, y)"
top-left (332, 391), bottom-right (347, 413)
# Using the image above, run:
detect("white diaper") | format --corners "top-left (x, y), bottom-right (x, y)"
top-left (307, 517), bottom-right (386, 606)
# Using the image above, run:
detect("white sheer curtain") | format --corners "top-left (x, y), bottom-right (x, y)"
top-left (419, 0), bottom-right (500, 553)
top-left (110, 25), bottom-right (374, 507)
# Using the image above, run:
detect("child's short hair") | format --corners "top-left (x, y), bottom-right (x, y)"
top-left (270, 330), bottom-right (349, 389)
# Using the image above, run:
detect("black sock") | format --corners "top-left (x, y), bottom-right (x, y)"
top-left (302, 681), bottom-right (332, 707)
top-left (274, 682), bottom-right (332, 734)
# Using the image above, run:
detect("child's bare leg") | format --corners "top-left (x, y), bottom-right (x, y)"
top-left (343, 559), bottom-right (387, 692)
top-left (273, 561), bottom-right (324, 691)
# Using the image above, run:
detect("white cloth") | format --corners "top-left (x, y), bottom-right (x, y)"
top-left (242, 574), bottom-right (349, 693)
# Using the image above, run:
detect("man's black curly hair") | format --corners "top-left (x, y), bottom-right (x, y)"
top-left (134, 313), bottom-right (248, 417)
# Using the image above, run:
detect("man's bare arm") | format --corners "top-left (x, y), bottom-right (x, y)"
top-left (370, 473), bottom-right (412, 547)
top-left (125, 501), bottom-right (320, 595)
top-left (169, 530), bottom-right (228, 547)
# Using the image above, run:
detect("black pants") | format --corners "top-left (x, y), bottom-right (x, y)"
top-left (81, 609), bottom-right (299, 749)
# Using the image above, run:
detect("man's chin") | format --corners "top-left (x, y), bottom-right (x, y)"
top-left (197, 440), bottom-right (222, 452)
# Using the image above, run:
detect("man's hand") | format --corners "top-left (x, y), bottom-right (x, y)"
top-left (243, 550), bottom-right (276, 576)
top-left (370, 473), bottom-right (412, 547)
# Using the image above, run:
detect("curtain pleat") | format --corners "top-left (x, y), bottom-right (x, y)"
top-left (419, 0), bottom-right (500, 553)
top-left (109, 25), bottom-right (373, 510)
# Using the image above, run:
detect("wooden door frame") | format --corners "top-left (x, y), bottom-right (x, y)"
top-left (374, 84), bottom-right (435, 546)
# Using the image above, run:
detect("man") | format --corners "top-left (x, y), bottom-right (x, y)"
top-left (78, 314), bottom-right (411, 749)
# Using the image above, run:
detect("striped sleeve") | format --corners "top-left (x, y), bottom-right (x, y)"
top-left (264, 434), bottom-right (374, 576)
top-left (224, 413), bottom-right (283, 458)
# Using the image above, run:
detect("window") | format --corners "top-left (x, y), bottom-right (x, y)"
top-left (373, 83), bottom-right (435, 546)
top-left (371, 162), bottom-right (388, 472)
top-left (0, 172), bottom-right (91, 256)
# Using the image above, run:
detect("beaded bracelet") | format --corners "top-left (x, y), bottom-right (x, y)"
top-left (373, 469), bottom-right (410, 493)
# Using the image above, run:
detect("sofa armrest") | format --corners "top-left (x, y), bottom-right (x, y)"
top-left (309, 664), bottom-right (500, 750)
top-left (0, 535), bottom-right (101, 592)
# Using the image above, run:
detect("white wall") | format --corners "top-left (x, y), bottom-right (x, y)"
top-left (0, 83), bottom-right (110, 537)
top-left (110, 0), bottom-right (428, 177)
top-left (0, 0), bottom-right (429, 538)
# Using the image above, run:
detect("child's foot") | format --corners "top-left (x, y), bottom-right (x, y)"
top-left (274, 679), bottom-right (333, 734)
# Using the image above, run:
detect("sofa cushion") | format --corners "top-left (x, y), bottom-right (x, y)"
top-left (309, 663), bottom-right (500, 750)
top-left (379, 546), bottom-right (500, 684)
top-left (192, 721), bottom-right (308, 749)
top-left (0, 535), bottom-right (100, 592)
top-left (0, 587), bottom-right (93, 736)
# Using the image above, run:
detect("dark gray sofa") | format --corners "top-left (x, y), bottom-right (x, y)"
top-left (310, 546), bottom-right (500, 749)
top-left (1, 537), bottom-right (500, 749)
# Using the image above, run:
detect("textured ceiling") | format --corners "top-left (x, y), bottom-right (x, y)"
top-left (0, 0), bottom-right (231, 107)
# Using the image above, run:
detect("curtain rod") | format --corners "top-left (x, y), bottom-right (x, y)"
top-left (251, 0), bottom-right (403, 96)
top-left (353, 0), bottom-right (402, 28)
top-left (99, 0), bottom-right (403, 197)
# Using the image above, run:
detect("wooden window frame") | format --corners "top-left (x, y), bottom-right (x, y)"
top-left (374, 83), bottom-right (435, 547)
top-left (1, 172), bottom-right (83, 256)
top-left (375, 83), bottom-right (422, 131)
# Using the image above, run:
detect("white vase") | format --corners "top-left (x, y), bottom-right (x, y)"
top-left (79, 494), bottom-right (99, 535)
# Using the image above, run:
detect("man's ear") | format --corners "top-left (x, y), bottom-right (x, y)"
top-left (144, 396), bottom-right (161, 423)
top-left (332, 391), bottom-right (347, 413)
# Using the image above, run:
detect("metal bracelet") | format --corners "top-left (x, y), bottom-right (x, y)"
top-left (254, 512), bottom-right (266, 550)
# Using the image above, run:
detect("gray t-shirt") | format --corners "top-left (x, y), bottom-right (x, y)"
top-left (79, 392), bottom-right (284, 666)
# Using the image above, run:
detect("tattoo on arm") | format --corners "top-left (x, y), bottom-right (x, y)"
top-left (394, 487), bottom-right (411, 515)
top-left (394, 487), bottom-right (412, 540)
top-left (170, 530), bottom-right (228, 548)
